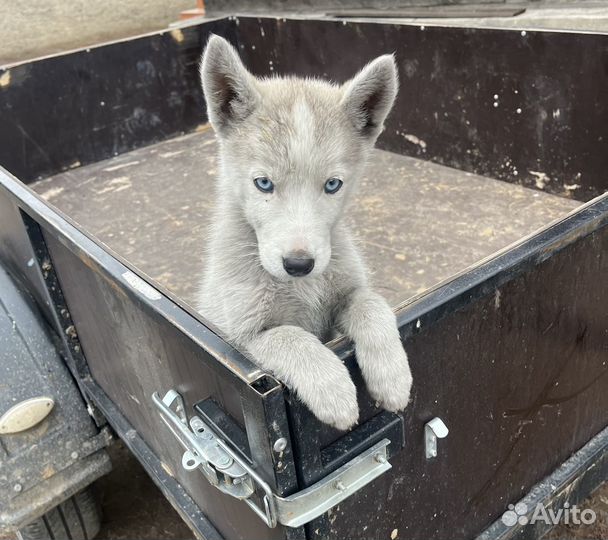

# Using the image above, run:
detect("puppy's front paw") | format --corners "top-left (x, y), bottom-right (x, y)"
top-left (359, 339), bottom-right (412, 413)
top-left (294, 350), bottom-right (359, 430)
top-left (313, 377), bottom-right (359, 430)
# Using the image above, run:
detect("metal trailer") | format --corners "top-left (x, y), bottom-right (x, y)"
top-left (0, 11), bottom-right (607, 540)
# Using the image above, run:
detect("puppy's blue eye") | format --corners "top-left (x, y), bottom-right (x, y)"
top-left (254, 176), bottom-right (274, 193)
top-left (324, 177), bottom-right (343, 194)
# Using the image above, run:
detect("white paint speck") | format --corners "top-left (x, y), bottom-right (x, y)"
top-left (493, 101), bottom-right (499, 108)
top-left (122, 271), bottom-right (161, 301)
top-left (0, 70), bottom-right (10, 88)
top-left (516, 108), bottom-right (522, 114)
top-left (402, 133), bottom-right (427, 150)
top-left (553, 109), bottom-right (561, 119)
top-left (494, 290), bottom-right (501, 310)
top-left (159, 150), bottom-right (184, 158)
top-left (104, 160), bottom-right (140, 172)
top-left (564, 183), bottom-right (581, 191)
top-left (521, 30), bottom-right (527, 36)
top-left (493, 94), bottom-right (499, 99)
top-left (96, 176), bottom-right (131, 194)
top-left (420, 25), bottom-right (425, 30)
top-left (40, 186), bottom-right (65, 200)
top-left (530, 170), bottom-right (550, 189)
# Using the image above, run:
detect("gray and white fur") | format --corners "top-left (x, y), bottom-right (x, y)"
top-left (197, 35), bottom-right (412, 430)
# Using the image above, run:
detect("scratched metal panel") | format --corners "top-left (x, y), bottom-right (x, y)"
top-left (42, 231), bottom-right (290, 540)
top-left (0, 18), bottom-right (236, 184)
top-left (236, 17), bottom-right (608, 202)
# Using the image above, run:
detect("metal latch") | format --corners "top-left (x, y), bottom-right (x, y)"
top-left (424, 417), bottom-right (449, 459)
top-left (152, 389), bottom-right (392, 528)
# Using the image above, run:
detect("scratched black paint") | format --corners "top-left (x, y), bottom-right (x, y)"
top-left (0, 18), bottom-right (236, 183)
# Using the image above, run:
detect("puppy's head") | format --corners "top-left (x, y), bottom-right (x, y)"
top-left (201, 35), bottom-right (398, 280)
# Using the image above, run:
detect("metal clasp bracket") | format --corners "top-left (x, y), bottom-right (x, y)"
top-left (152, 389), bottom-right (392, 528)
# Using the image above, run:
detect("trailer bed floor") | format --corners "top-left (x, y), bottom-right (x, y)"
top-left (31, 127), bottom-right (580, 308)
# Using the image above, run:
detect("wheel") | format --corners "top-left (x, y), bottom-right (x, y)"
top-left (17, 487), bottom-right (101, 540)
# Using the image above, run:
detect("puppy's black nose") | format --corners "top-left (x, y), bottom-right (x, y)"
top-left (283, 256), bottom-right (315, 277)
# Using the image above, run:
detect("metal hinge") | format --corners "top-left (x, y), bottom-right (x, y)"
top-left (152, 389), bottom-right (392, 528)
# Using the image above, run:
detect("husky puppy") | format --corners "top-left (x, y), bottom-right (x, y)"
top-left (197, 35), bottom-right (412, 430)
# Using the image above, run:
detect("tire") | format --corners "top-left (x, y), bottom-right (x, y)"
top-left (17, 487), bottom-right (101, 540)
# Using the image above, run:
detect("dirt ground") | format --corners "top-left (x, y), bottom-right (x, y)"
top-left (95, 441), bottom-right (194, 540)
top-left (0, 0), bottom-right (193, 65)
top-left (549, 487), bottom-right (608, 540)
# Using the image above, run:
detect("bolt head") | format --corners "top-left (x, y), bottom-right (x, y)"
top-left (273, 437), bottom-right (288, 453)
top-left (215, 453), bottom-right (232, 468)
top-left (374, 453), bottom-right (387, 464)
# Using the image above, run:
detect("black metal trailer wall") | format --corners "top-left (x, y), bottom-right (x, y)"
top-left (2, 165), bottom-right (606, 540)
top-left (0, 18), bottom-right (235, 184)
top-left (1, 17), bottom-right (607, 201)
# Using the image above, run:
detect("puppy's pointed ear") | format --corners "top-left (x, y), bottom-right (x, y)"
top-left (341, 54), bottom-right (398, 141)
top-left (200, 35), bottom-right (259, 133)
